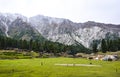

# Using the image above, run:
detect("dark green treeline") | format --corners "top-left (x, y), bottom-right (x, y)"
top-left (0, 35), bottom-right (88, 54)
top-left (92, 39), bottom-right (120, 53)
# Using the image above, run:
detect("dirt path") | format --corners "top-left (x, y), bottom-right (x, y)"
top-left (55, 64), bottom-right (101, 67)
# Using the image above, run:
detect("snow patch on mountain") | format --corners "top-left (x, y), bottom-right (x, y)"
top-left (0, 13), bottom-right (28, 22)
top-left (1, 21), bottom-right (9, 37)
top-left (0, 13), bottom-right (120, 48)
top-left (29, 15), bottom-right (120, 48)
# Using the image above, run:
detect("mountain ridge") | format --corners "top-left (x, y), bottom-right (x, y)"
top-left (0, 13), bottom-right (120, 48)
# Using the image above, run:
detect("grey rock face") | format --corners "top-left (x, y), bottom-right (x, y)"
top-left (29, 16), bottom-right (120, 48)
top-left (0, 13), bottom-right (42, 40)
top-left (0, 13), bottom-right (120, 48)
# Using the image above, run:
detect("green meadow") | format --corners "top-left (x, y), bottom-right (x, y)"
top-left (0, 58), bottom-right (120, 77)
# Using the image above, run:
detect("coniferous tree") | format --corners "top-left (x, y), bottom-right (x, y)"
top-left (101, 39), bottom-right (107, 53)
top-left (29, 39), bottom-right (33, 50)
top-left (92, 41), bottom-right (98, 53)
top-left (117, 39), bottom-right (120, 50)
top-left (106, 39), bottom-right (110, 51)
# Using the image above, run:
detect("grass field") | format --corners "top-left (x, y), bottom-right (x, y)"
top-left (0, 58), bottom-right (120, 77)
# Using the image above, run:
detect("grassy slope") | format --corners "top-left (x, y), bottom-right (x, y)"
top-left (0, 58), bottom-right (120, 77)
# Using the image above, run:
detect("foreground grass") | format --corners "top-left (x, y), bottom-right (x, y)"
top-left (0, 58), bottom-right (120, 77)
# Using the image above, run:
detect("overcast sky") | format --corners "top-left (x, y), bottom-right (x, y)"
top-left (0, 0), bottom-right (119, 24)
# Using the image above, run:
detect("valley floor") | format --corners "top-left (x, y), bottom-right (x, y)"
top-left (0, 58), bottom-right (120, 77)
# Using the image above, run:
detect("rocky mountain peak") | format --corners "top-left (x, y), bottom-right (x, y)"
top-left (0, 13), bottom-right (120, 48)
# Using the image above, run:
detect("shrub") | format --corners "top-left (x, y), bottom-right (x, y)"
top-left (30, 51), bottom-right (39, 58)
top-left (108, 58), bottom-right (113, 61)
top-left (42, 53), bottom-right (51, 58)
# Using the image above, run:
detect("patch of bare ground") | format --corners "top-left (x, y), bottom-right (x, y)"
top-left (55, 64), bottom-right (102, 67)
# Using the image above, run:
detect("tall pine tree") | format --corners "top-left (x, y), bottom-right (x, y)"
top-left (101, 39), bottom-right (107, 53)
top-left (92, 40), bottom-right (98, 53)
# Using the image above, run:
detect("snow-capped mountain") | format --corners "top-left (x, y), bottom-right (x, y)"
top-left (0, 13), bottom-right (120, 48)
top-left (0, 13), bottom-right (43, 41)
top-left (29, 15), bottom-right (78, 45)
top-left (29, 16), bottom-right (120, 48)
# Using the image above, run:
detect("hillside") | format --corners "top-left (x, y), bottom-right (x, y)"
top-left (0, 13), bottom-right (120, 49)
